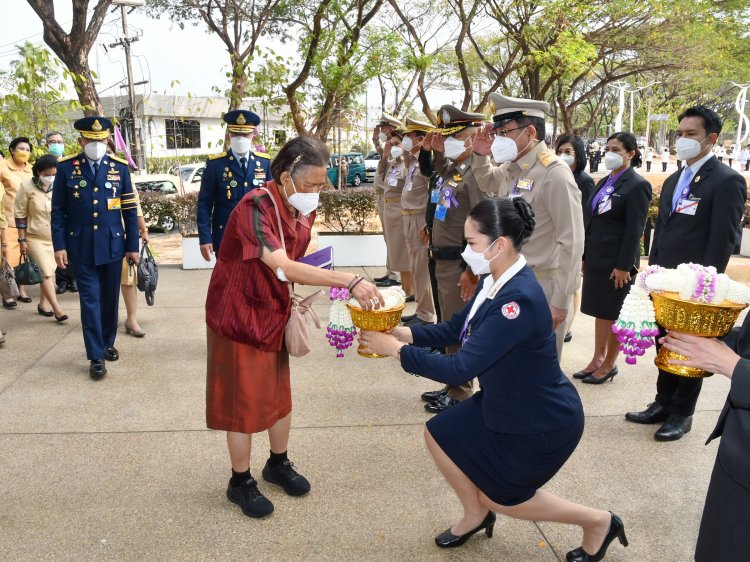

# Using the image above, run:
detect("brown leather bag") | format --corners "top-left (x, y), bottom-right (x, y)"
top-left (261, 187), bottom-right (324, 357)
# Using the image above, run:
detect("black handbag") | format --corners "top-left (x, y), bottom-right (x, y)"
top-left (15, 253), bottom-right (43, 285)
top-left (136, 243), bottom-right (158, 306)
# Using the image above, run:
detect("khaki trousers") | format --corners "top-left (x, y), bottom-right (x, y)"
top-left (533, 269), bottom-right (571, 361)
top-left (403, 214), bottom-right (436, 323)
top-left (376, 189), bottom-right (395, 278)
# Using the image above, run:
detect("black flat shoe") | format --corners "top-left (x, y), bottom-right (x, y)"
top-left (401, 313), bottom-right (417, 324)
top-left (68, 282), bottom-right (78, 293)
top-left (435, 512), bottom-right (496, 548)
top-left (654, 414), bottom-right (692, 441)
top-left (89, 360), bottom-right (107, 380)
top-left (105, 347), bottom-right (119, 361)
top-left (405, 294), bottom-right (416, 303)
top-left (3, 300), bottom-right (17, 309)
top-left (37, 305), bottom-right (54, 317)
top-left (582, 367), bottom-right (618, 384)
top-left (425, 393), bottom-right (460, 413)
top-left (566, 512), bottom-right (628, 561)
top-left (572, 369), bottom-right (595, 380)
top-left (564, 331), bottom-right (573, 342)
top-left (17, 296), bottom-right (32, 303)
top-left (55, 314), bottom-right (68, 323)
top-left (373, 274), bottom-right (390, 283)
top-left (226, 477), bottom-right (274, 518)
top-left (625, 402), bottom-right (670, 424)
top-left (421, 387), bottom-right (448, 403)
top-left (376, 278), bottom-right (401, 287)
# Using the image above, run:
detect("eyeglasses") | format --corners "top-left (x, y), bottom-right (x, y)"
top-left (491, 126), bottom-right (526, 138)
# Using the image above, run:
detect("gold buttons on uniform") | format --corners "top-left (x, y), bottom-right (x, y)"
top-left (93, 212), bottom-right (99, 218)
top-left (94, 187), bottom-right (99, 192)
top-left (93, 200), bottom-right (98, 204)
top-left (219, 225), bottom-right (223, 229)
top-left (93, 225), bottom-right (99, 231)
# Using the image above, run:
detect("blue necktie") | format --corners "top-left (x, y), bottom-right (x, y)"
top-left (240, 157), bottom-right (247, 175)
top-left (671, 165), bottom-right (693, 213)
top-left (93, 162), bottom-right (100, 177)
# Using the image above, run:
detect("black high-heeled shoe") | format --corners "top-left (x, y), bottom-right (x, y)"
top-left (37, 305), bottom-right (54, 317)
top-left (566, 512), bottom-right (628, 562)
top-left (434, 511), bottom-right (496, 548)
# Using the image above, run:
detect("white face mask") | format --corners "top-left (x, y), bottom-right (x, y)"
top-left (84, 141), bottom-right (107, 161)
top-left (604, 151), bottom-right (624, 171)
top-left (675, 136), bottom-right (707, 161)
top-left (286, 177), bottom-right (319, 216)
top-left (444, 136), bottom-right (468, 160)
top-left (230, 136), bottom-right (253, 155)
top-left (40, 175), bottom-right (56, 185)
top-left (390, 146), bottom-right (403, 160)
top-left (559, 154), bottom-right (576, 168)
top-left (461, 240), bottom-right (499, 276)
top-left (491, 135), bottom-right (520, 163)
top-left (401, 137), bottom-right (413, 152)
top-left (378, 132), bottom-right (388, 143)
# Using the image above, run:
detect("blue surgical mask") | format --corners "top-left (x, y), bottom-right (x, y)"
top-left (48, 144), bottom-right (64, 158)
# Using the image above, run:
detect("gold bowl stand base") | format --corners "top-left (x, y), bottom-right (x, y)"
top-left (357, 343), bottom-right (388, 358)
top-left (654, 348), bottom-right (712, 378)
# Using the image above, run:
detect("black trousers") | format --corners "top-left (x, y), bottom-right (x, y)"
top-left (646, 162), bottom-right (651, 172)
top-left (654, 325), bottom-right (703, 416)
top-left (661, 162), bottom-right (667, 172)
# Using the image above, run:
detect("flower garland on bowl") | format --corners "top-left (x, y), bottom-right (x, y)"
top-left (326, 288), bottom-right (357, 358)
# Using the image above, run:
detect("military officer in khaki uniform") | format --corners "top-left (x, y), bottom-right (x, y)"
top-left (373, 113), bottom-right (404, 287)
top-left (400, 118), bottom-right (437, 326)
top-left (418, 105), bottom-right (489, 412)
top-left (472, 93), bottom-right (584, 359)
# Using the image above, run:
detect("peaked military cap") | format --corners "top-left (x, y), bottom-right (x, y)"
top-left (403, 117), bottom-right (435, 134)
top-left (489, 93), bottom-right (549, 129)
top-left (379, 113), bottom-right (404, 128)
top-left (224, 109), bottom-right (260, 133)
top-left (436, 105), bottom-right (485, 136)
top-left (74, 116), bottom-right (113, 140)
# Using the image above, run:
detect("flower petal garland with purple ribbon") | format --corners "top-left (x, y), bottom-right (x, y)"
top-left (327, 288), bottom-right (357, 358)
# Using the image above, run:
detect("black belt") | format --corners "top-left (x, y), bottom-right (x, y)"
top-left (428, 246), bottom-right (463, 260)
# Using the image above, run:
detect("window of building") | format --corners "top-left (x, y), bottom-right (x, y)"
top-left (166, 119), bottom-right (201, 149)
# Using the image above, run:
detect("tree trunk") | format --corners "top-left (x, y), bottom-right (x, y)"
top-left (65, 53), bottom-right (104, 116)
top-left (228, 53), bottom-right (248, 111)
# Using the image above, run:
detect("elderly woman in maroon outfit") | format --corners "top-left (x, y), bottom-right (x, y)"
top-left (205, 136), bottom-right (382, 518)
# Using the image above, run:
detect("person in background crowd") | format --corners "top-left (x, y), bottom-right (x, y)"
top-left (588, 140), bottom-right (600, 173)
top-left (573, 132), bottom-right (651, 384)
top-left (0, 178), bottom-right (8, 343)
top-left (46, 132), bottom-right (66, 159)
top-left (645, 146), bottom-right (654, 172)
top-left (727, 146), bottom-right (734, 168)
top-left (204, 136), bottom-right (383, 518)
top-left (15, 154), bottom-right (67, 322)
top-left (715, 144), bottom-right (725, 163)
top-left (0, 137), bottom-right (34, 307)
top-left (360, 198), bottom-right (628, 561)
top-left (739, 145), bottom-right (750, 171)
top-left (627, 105), bottom-right (747, 441)
top-left (660, 146), bottom-right (670, 172)
top-left (555, 134), bottom-right (596, 344)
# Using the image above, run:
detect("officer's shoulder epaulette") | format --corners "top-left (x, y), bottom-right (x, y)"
top-left (538, 149), bottom-right (558, 168)
top-left (57, 154), bottom-right (77, 163)
top-left (208, 151), bottom-right (227, 160)
top-left (109, 154), bottom-right (128, 165)
top-left (254, 151), bottom-right (271, 159)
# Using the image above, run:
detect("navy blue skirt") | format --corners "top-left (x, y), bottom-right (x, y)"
top-left (426, 392), bottom-right (584, 506)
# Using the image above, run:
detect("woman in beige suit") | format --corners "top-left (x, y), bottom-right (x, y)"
top-left (15, 154), bottom-right (67, 322)
top-left (0, 178), bottom-right (8, 343)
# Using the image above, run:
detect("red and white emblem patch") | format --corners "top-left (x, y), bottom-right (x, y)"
top-left (501, 302), bottom-right (520, 319)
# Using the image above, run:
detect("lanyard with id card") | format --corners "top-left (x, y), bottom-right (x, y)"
top-left (675, 197), bottom-right (700, 215)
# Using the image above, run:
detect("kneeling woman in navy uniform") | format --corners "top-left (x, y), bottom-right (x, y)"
top-left (361, 198), bottom-right (628, 561)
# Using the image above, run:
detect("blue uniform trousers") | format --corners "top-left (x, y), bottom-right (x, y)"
top-left (75, 261), bottom-right (121, 360)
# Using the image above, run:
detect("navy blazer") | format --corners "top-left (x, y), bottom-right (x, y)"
top-left (583, 167), bottom-right (652, 272)
top-left (197, 149), bottom-right (272, 252)
top-left (51, 153), bottom-right (139, 266)
top-left (649, 155), bottom-right (746, 272)
top-left (400, 265), bottom-right (583, 435)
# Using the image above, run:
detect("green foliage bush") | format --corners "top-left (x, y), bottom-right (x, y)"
top-left (139, 191), bottom-right (199, 235)
top-left (318, 188), bottom-right (379, 233)
top-left (146, 154), bottom-right (210, 174)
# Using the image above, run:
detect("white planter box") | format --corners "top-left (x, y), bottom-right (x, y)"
top-left (318, 233), bottom-right (386, 266)
top-left (741, 229), bottom-right (750, 257)
top-left (182, 237), bottom-right (216, 269)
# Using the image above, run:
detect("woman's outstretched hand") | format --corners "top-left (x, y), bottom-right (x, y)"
top-left (351, 280), bottom-right (384, 311)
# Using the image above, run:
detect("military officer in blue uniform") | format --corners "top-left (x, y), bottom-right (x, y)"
top-left (197, 109), bottom-right (272, 261)
top-left (51, 116), bottom-right (140, 380)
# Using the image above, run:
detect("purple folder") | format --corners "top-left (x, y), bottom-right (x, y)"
top-left (298, 246), bottom-right (334, 269)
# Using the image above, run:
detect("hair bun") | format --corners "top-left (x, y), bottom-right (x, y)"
top-left (512, 197), bottom-right (536, 240)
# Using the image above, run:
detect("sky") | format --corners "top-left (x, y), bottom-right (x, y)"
top-left (0, 1), bottom-right (457, 124)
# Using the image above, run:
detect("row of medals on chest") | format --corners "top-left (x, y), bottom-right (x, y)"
top-left (222, 165), bottom-right (265, 200)
top-left (70, 160), bottom-right (119, 199)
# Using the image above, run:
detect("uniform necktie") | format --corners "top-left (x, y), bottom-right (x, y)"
top-left (671, 165), bottom-right (693, 213)
top-left (93, 162), bottom-right (100, 177)
top-left (240, 157), bottom-right (247, 175)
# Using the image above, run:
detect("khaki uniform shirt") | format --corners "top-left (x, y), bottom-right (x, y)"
top-left (0, 157), bottom-right (33, 227)
top-left (472, 143), bottom-right (584, 309)
top-left (374, 153), bottom-right (389, 195)
top-left (15, 178), bottom-right (52, 238)
top-left (383, 156), bottom-right (407, 201)
top-left (401, 153), bottom-right (429, 212)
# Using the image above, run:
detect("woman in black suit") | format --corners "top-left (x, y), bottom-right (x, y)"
top-left (574, 132), bottom-right (652, 384)
top-left (556, 134), bottom-right (596, 343)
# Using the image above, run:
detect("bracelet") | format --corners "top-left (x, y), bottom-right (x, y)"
top-left (347, 275), bottom-right (361, 291)
top-left (349, 277), bottom-right (365, 292)
top-left (1, 243), bottom-right (7, 247)
top-left (18, 238), bottom-right (26, 242)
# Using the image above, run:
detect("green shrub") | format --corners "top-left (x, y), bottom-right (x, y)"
top-left (318, 188), bottom-right (378, 233)
top-left (173, 193), bottom-right (199, 237)
top-left (146, 154), bottom-right (210, 174)
top-left (139, 193), bottom-right (177, 231)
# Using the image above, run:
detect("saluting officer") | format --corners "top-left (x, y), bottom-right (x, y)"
top-left (472, 93), bottom-right (584, 359)
top-left (198, 109), bottom-right (271, 261)
top-left (417, 105), bottom-right (488, 413)
top-left (51, 117), bottom-right (140, 380)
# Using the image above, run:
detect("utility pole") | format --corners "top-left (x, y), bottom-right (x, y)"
top-left (110, 0), bottom-right (145, 172)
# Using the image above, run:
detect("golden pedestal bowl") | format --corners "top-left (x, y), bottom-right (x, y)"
top-left (651, 292), bottom-right (747, 377)
top-left (346, 303), bottom-right (406, 358)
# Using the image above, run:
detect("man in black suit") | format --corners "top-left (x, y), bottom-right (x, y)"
top-left (626, 105), bottom-right (747, 441)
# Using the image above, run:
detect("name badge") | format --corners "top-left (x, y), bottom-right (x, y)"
top-left (107, 198), bottom-right (122, 210)
top-left (434, 204), bottom-right (447, 221)
top-left (431, 189), bottom-right (440, 204)
top-left (598, 198), bottom-right (612, 214)
top-left (515, 178), bottom-right (534, 191)
top-left (676, 198), bottom-right (699, 215)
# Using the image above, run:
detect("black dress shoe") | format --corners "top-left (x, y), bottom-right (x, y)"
top-left (654, 414), bottom-right (692, 441)
top-left (17, 296), bottom-right (32, 303)
top-left (625, 402), bottom-right (670, 424)
top-left (105, 347), bottom-right (119, 361)
top-left (405, 294), bottom-right (415, 303)
top-left (37, 305), bottom-right (54, 317)
top-left (405, 317), bottom-right (431, 328)
top-left (376, 278), bottom-right (401, 287)
top-left (435, 512), bottom-right (496, 548)
top-left (226, 477), bottom-right (274, 518)
top-left (2, 300), bottom-right (17, 309)
top-left (582, 367), bottom-right (618, 385)
top-left (373, 274), bottom-right (390, 283)
top-left (564, 331), bottom-right (573, 343)
top-left (89, 360), bottom-right (107, 380)
top-left (68, 281), bottom-right (78, 293)
top-left (401, 313), bottom-right (417, 323)
top-left (55, 284), bottom-right (67, 295)
top-left (425, 393), bottom-right (460, 413)
top-left (566, 512), bottom-right (628, 561)
top-left (421, 387), bottom-right (448, 402)
top-left (572, 369), bottom-right (595, 380)
top-left (262, 458), bottom-right (310, 496)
